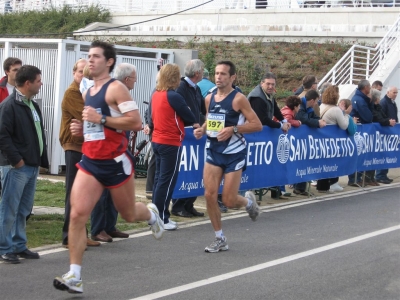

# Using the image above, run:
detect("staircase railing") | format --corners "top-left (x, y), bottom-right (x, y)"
top-left (319, 14), bottom-right (400, 88)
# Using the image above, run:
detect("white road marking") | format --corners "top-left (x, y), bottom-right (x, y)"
top-left (129, 225), bottom-right (400, 300)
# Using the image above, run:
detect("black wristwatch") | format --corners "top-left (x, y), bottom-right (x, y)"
top-left (100, 115), bottom-right (107, 125)
top-left (233, 126), bottom-right (238, 133)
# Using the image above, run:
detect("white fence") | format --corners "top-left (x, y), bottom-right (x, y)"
top-left (0, 0), bottom-right (399, 13)
top-left (0, 39), bottom-right (174, 174)
top-left (319, 14), bottom-right (400, 87)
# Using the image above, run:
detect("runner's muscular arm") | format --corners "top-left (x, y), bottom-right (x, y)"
top-left (83, 81), bottom-right (142, 132)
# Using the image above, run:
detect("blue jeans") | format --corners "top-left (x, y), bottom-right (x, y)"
top-left (152, 142), bottom-right (182, 223)
top-left (375, 169), bottom-right (389, 180)
top-left (0, 165), bottom-right (11, 195)
top-left (91, 189), bottom-right (118, 236)
top-left (0, 165), bottom-right (39, 254)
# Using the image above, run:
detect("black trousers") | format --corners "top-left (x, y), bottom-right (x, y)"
top-left (316, 177), bottom-right (339, 191)
top-left (171, 197), bottom-right (197, 213)
top-left (152, 143), bottom-right (182, 223)
top-left (145, 152), bottom-right (156, 193)
top-left (62, 150), bottom-right (82, 244)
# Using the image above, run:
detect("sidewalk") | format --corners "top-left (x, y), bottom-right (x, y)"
top-left (35, 168), bottom-right (400, 216)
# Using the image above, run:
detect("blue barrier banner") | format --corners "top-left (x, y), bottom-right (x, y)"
top-left (355, 123), bottom-right (400, 171)
top-left (172, 123), bottom-right (400, 198)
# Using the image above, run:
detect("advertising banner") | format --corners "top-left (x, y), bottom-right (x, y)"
top-left (171, 124), bottom-right (400, 198)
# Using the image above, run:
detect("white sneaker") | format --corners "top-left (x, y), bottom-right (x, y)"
top-left (329, 182), bottom-right (343, 192)
top-left (245, 191), bottom-right (260, 221)
top-left (205, 236), bottom-right (229, 253)
top-left (168, 219), bottom-right (177, 225)
top-left (311, 180), bottom-right (317, 186)
top-left (164, 221), bottom-right (177, 231)
top-left (53, 271), bottom-right (83, 294)
top-left (147, 203), bottom-right (164, 240)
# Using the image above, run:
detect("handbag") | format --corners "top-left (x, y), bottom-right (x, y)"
top-left (347, 115), bottom-right (357, 136)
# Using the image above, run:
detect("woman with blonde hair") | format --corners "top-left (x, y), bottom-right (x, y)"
top-left (149, 64), bottom-right (197, 230)
top-left (316, 85), bottom-right (350, 193)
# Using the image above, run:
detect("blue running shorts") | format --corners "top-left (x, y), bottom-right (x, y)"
top-left (205, 148), bottom-right (246, 173)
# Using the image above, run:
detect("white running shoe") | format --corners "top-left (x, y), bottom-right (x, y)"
top-left (164, 222), bottom-right (177, 231)
top-left (245, 191), bottom-right (260, 221)
top-left (329, 182), bottom-right (344, 192)
top-left (147, 203), bottom-right (164, 240)
top-left (169, 219), bottom-right (177, 225)
top-left (53, 271), bottom-right (83, 294)
top-left (311, 180), bottom-right (317, 186)
top-left (205, 236), bottom-right (229, 253)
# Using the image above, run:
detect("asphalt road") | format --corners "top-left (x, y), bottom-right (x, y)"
top-left (1, 186), bottom-right (399, 300)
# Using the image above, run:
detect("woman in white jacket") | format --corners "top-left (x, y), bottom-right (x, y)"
top-left (317, 85), bottom-right (350, 192)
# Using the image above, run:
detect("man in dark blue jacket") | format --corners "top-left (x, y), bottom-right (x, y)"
top-left (350, 80), bottom-right (373, 123)
top-left (171, 59), bottom-right (206, 218)
top-left (0, 65), bottom-right (49, 264)
top-left (292, 90), bottom-right (326, 195)
top-left (375, 86), bottom-right (398, 184)
top-left (348, 80), bottom-right (372, 186)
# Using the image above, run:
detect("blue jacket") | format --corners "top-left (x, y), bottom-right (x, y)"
top-left (295, 98), bottom-right (320, 128)
top-left (350, 89), bottom-right (373, 124)
top-left (380, 94), bottom-right (398, 122)
top-left (197, 78), bottom-right (216, 98)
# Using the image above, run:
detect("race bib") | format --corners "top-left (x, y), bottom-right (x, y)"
top-left (206, 113), bottom-right (225, 138)
top-left (84, 108), bottom-right (105, 141)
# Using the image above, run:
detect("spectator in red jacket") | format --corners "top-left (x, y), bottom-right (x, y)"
top-left (0, 57), bottom-right (22, 103)
top-left (149, 63), bottom-right (197, 230)
top-left (279, 96), bottom-right (302, 128)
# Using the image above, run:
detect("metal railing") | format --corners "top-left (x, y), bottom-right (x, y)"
top-left (0, 0), bottom-right (399, 13)
top-left (318, 14), bottom-right (400, 87)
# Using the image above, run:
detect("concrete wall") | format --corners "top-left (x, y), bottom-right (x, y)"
top-left (90, 8), bottom-right (400, 44)
top-left (171, 49), bottom-right (198, 76)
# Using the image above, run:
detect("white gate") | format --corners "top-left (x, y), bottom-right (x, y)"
top-left (0, 39), bottom-right (174, 174)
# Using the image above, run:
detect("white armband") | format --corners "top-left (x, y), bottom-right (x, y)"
top-left (118, 101), bottom-right (138, 113)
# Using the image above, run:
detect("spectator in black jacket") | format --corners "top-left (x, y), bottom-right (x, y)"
top-left (248, 72), bottom-right (291, 199)
top-left (372, 89), bottom-right (396, 126)
top-left (248, 72), bottom-right (291, 133)
top-left (0, 65), bottom-right (49, 264)
top-left (374, 87), bottom-right (397, 184)
top-left (171, 59), bottom-right (206, 218)
top-left (380, 86), bottom-right (398, 123)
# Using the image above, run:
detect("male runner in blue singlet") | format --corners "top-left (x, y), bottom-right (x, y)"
top-left (194, 61), bottom-right (262, 253)
top-left (53, 41), bottom-right (164, 294)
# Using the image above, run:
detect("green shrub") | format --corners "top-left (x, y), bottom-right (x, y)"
top-left (0, 5), bottom-right (111, 37)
